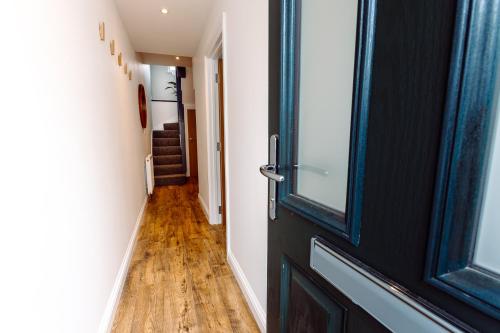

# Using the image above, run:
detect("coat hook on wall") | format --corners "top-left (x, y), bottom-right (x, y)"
top-left (99, 22), bottom-right (105, 41)
top-left (124, 63), bottom-right (128, 74)
top-left (128, 71), bottom-right (132, 81)
top-left (110, 40), bottom-right (115, 55)
top-left (118, 52), bottom-right (122, 66)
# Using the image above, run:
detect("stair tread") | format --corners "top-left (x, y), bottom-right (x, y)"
top-left (153, 145), bottom-right (179, 147)
top-left (153, 138), bottom-right (180, 142)
top-left (155, 163), bottom-right (183, 168)
top-left (154, 173), bottom-right (186, 186)
top-left (154, 124), bottom-right (184, 186)
top-left (153, 129), bottom-right (178, 134)
top-left (154, 164), bottom-right (183, 171)
top-left (155, 174), bottom-right (186, 179)
top-left (163, 123), bottom-right (180, 130)
top-left (154, 154), bottom-right (182, 157)
top-left (153, 137), bottom-right (180, 139)
top-left (153, 155), bottom-right (182, 166)
top-left (153, 145), bottom-right (181, 148)
top-left (153, 147), bottom-right (181, 154)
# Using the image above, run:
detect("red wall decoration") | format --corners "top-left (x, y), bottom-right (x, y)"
top-left (138, 84), bottom-right (147, 129)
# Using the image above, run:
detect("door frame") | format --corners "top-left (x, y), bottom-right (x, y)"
top-left (205, 13), bottom-right (230, 231)
top-left (186, 108), bottom-right (198, 180)
top-left (217, 58), bottom-right (226, 225)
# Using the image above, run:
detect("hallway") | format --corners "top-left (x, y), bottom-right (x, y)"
top-left (111, 183), bottom-right (259, 332)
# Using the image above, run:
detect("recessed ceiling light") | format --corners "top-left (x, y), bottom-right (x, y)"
top-left (175, 56), bottom-right (180, 60)
top-left (161, 8), bottom-right (168, 14)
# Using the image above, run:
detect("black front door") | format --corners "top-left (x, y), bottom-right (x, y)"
top-left (266, 0), bottom-right (500, 332)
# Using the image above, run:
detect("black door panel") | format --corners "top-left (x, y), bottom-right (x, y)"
top-left (267, 0), bottom-right (500, 332)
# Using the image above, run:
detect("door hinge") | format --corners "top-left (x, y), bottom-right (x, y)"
top-left (215, 73), bottom-right (219, 83)
top-left (218, 205), bottom-right (222, 214)
top-left (217, 142), bottom-right (221, 151)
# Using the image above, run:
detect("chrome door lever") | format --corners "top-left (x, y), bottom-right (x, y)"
top-left (260, 134), bottom-right (283, 220)
top-left (259, 164), bottom-right (285, 182)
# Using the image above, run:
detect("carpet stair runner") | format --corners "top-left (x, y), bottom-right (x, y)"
top-left (152, 123), bottom-right (186, 186)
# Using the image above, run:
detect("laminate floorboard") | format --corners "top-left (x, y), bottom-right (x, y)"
top-left (111, 182), bottom-right (260, 333)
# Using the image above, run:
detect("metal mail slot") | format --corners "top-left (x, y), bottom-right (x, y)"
top-left (310, 237), bottom-right (462, 333)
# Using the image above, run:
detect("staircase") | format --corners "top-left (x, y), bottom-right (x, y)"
top-left (152, 123), bottom-right (187, 186)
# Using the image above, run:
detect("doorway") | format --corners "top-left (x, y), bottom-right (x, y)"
top-left (207, 34), bottom-right (227, 226)
top-left (217, 59), bottom-right (226, 225)
top-left (187, 109), bottom-right (198, 182)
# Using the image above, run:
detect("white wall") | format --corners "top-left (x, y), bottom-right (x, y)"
top-left (151, 102), bottom-right (178, 130)
top-left (0, 1), bottom-right (151, 332)
top-left (150, 65), bottom-right (178, 129)
top-left (150, 65), bottom-right (177, 101)
top-left (150, 65), bottom-right (196, 131)
top-left (182, 66), bottom-right (196, 105)
top-left (150, 64), bottom-right (195, 104)
top-left (193, 1), bottom-right (268, 330)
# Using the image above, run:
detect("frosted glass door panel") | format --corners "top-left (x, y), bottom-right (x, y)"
top-left (474, 85), bottom-right (500, 275)
top-left (295, 0), bottom-right (359, 212)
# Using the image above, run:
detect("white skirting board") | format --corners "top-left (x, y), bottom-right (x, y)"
top-left (227, 250), bottom-right (266, 332)
top-left (198, 193), bottom-right (210, 221)
top-left (97, 196), bottom-right (148, 333)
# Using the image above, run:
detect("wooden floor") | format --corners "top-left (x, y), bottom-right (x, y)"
top-left (112, 182), bottom-right (259, 333)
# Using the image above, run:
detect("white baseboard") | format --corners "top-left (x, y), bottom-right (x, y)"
top-left (198, 193), bottom-right (209, 221)
top-left (227, 250), bottom-right (266, 333)
top-left (98, 196), bottom-right (149, 333)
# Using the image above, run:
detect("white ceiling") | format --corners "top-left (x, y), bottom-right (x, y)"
top-left (115, 0), bottom-right (214, 57)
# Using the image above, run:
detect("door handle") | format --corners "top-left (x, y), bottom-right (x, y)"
top-left (259, 164), bottom-right (285, 182)
top-left (260, 134), bottom-right (283, 220)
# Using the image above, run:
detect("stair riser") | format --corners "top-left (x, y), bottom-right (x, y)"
top-left (153, 147), bottom-right (181, 156)
top-left (153, 130), bottom-right (179, 138)
top-left (153, 138), bottom-right (180, 147)
top-left (154, 155), bottom-right (182, 165)
top-left (155, 165), bottom-right (184, 176)
top-left (155, 176), bottom-right (186, 186)
top-left (164, 123), bottom-right (179, 130)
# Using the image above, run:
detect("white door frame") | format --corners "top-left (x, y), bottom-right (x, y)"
top-left (204, 13), bottom-right (230, 244)
top-left (207, 51), bottom-right (222, 225)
